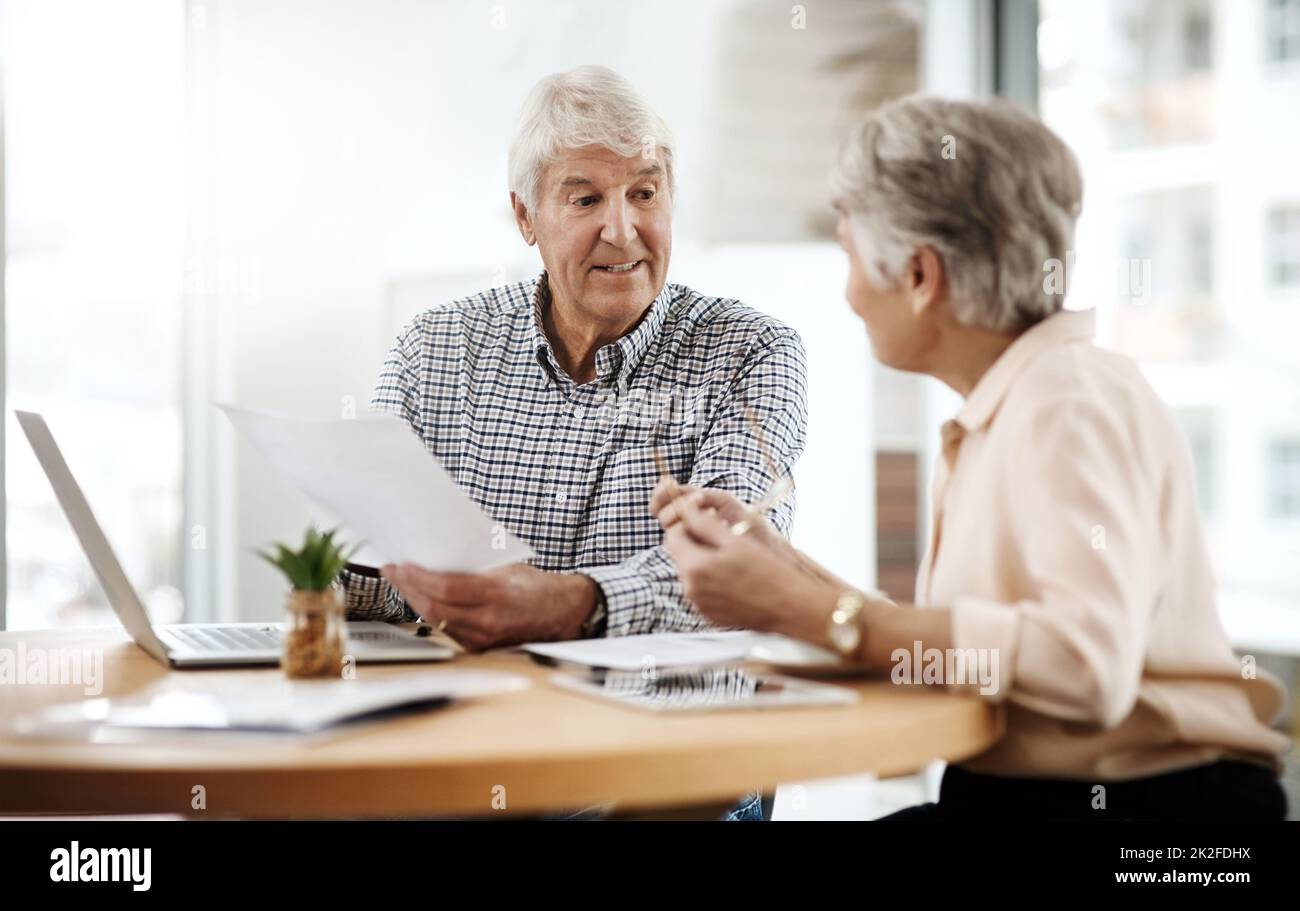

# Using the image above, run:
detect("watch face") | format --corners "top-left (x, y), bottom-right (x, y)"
top-left (829, 620), bottom-right (859, 655)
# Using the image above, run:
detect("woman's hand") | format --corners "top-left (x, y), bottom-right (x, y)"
top-left (650, 479), bottom-right (774, 540)
top-left (651, 477), bottom-right (861, 587)
top-left (649, 481), bottom-right (935, 670)
top-left (651, 483), bottom-right (837, 642)
top-left (650, 478), bottom-right (803, 567)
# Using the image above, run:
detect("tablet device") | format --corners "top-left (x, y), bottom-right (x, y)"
top-left (550, 666), bottom-right (857, 712)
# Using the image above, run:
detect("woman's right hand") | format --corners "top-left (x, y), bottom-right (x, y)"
top-left (650, 478), bottom-right (788, 556)
top-left (650, 478), bottom-right (870, 595)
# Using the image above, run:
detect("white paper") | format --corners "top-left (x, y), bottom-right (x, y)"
top-left (218, 403), bottom-right (534, 570)
top-left (519, 630), bottom-right (768, 671)
top-left (15, 670), bottom-right (530, 736)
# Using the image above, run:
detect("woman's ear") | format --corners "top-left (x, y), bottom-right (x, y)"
top-left (909, 245), bottom-right (947, 317)
top-left (510, 192), bottom-right (536, 246)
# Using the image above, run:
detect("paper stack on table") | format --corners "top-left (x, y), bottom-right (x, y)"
top-left (519, 631), bottom-right (769, 671)
top-left (9, 670), bottom-right (530, 737)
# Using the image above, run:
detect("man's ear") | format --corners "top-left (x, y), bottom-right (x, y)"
top-left (510, 192), bottom-right (536, 246)
top-left (909, 245), bottom-right (947, 317)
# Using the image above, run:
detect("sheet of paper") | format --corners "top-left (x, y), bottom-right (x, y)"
top-left (15, 670), bottom-right (530, 735)
top-left (218, 403), bottom-right (534, 571)
top-left (519, 631), bottom-right (768, 671)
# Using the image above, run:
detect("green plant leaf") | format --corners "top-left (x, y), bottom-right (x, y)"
top-left (279, 544), bottom-right (314, 589)
top-left (256, 525), bottom-right (362, 591)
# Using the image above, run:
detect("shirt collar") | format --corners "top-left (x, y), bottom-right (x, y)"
top-left (528, 275), bottom-right (557, 384)
top-left (954, 308), bottom-right (1097, 434)
top-left (528, 271), bottom-right (674, 388)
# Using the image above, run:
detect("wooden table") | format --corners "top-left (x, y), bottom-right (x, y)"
top-left (0, 628), bottom-right (1003, 818)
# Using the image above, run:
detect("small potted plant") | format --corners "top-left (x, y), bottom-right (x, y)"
top-left (257, 526), bottom-right (360, 679)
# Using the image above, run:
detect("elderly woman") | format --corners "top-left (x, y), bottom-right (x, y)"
top-left (652, 96), bottom-right (1290, 820)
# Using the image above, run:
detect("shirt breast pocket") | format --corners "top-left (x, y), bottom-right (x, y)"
top-left (589, 435), bottom-right (697, 561)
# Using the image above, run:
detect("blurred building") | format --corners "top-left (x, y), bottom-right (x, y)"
top-left (1040, 0), bottom-right (1300, 657)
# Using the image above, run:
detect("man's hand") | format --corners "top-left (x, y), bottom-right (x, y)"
top-left (378, 562), bottom-right (598, 652)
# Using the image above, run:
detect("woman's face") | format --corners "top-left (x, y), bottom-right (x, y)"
top-left (835, 213), bottom-right (933, 372)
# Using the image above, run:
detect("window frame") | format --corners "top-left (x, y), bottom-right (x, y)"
top-left (1266, 0), bottom-right (1300, 65)
top-left (1267, 204), bottom-right (1300, 289)
top-left (1269, 438), bottom-right (1300, 519)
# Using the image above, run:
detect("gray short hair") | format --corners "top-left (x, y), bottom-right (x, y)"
top-left (508, 65), bottom-right (676, 213)
top-left (829, 95), bottom-right (1083, 333)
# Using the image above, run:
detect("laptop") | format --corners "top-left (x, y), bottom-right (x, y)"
top-left (15, 409), bottom-right (454, 668)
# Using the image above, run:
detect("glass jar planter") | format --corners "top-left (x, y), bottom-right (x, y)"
top-left (281, 587), bottom-right (346, 679)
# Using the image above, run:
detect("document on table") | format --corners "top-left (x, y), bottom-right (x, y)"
top-left (519, 631), bottom-right (769, 671)
top-left (218, 403), bottom-right (534, 571)
top-left (10, 670), bottom-right (530, 737)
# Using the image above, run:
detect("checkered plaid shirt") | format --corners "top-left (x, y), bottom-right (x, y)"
top-left (339, 272), bottom-right (808, 636)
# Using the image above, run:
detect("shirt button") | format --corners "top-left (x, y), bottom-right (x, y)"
top-left (555, 492), bottom-right (568, 504)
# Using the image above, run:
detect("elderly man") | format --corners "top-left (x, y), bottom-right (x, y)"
top-left (338, 65), bottom-right (807, 670)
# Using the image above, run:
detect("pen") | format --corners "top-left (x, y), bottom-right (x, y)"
top-left (727, 404), bottom-right (794, 535)
top-left (652, 402), bottom-right (794, 536)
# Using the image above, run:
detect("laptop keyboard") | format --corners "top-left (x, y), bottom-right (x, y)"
top-left (166, 625), bottom-right (281, 652)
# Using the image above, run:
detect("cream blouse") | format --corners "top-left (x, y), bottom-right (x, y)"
top-left (916, 308), bottom-right (1291, 780)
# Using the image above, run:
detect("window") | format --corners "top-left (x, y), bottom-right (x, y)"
top-left (1039, 0), bottom-right (1300, 649)
top-left (1069, 0), bottom-right (1215, 148)
top-left (1184, 5), bottom-right (1213, 71)
top-left (1267, 0), bottom-right (1300, 64)
top-left (1270, 441), bottom-right (1300, 518)
top-left (1111, 189), bottom-right (1213, 357)
top-left (1268, 205), bottom-right (1300, 287)
top-left (1187, 217), bottom-right (1213, 295)
top-left (3, 0), bottom-right (186, 629)
top-left (1176, 410), bottom-right (1217, 515)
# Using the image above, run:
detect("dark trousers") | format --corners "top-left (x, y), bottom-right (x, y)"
top-left (879, 760), bottom-right (1287, 820)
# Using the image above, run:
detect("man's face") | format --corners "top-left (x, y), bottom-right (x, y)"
top-left (514, 146), bottom-right (672, 333)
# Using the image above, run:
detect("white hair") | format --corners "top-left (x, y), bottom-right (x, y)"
top-left (829, 95), bottom-right (1083, 333)
top-left (507, 65), bottom-right (677, 213)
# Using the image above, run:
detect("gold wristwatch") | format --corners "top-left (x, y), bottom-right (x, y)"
top-left (827, 590), bottom-right (867, 659)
